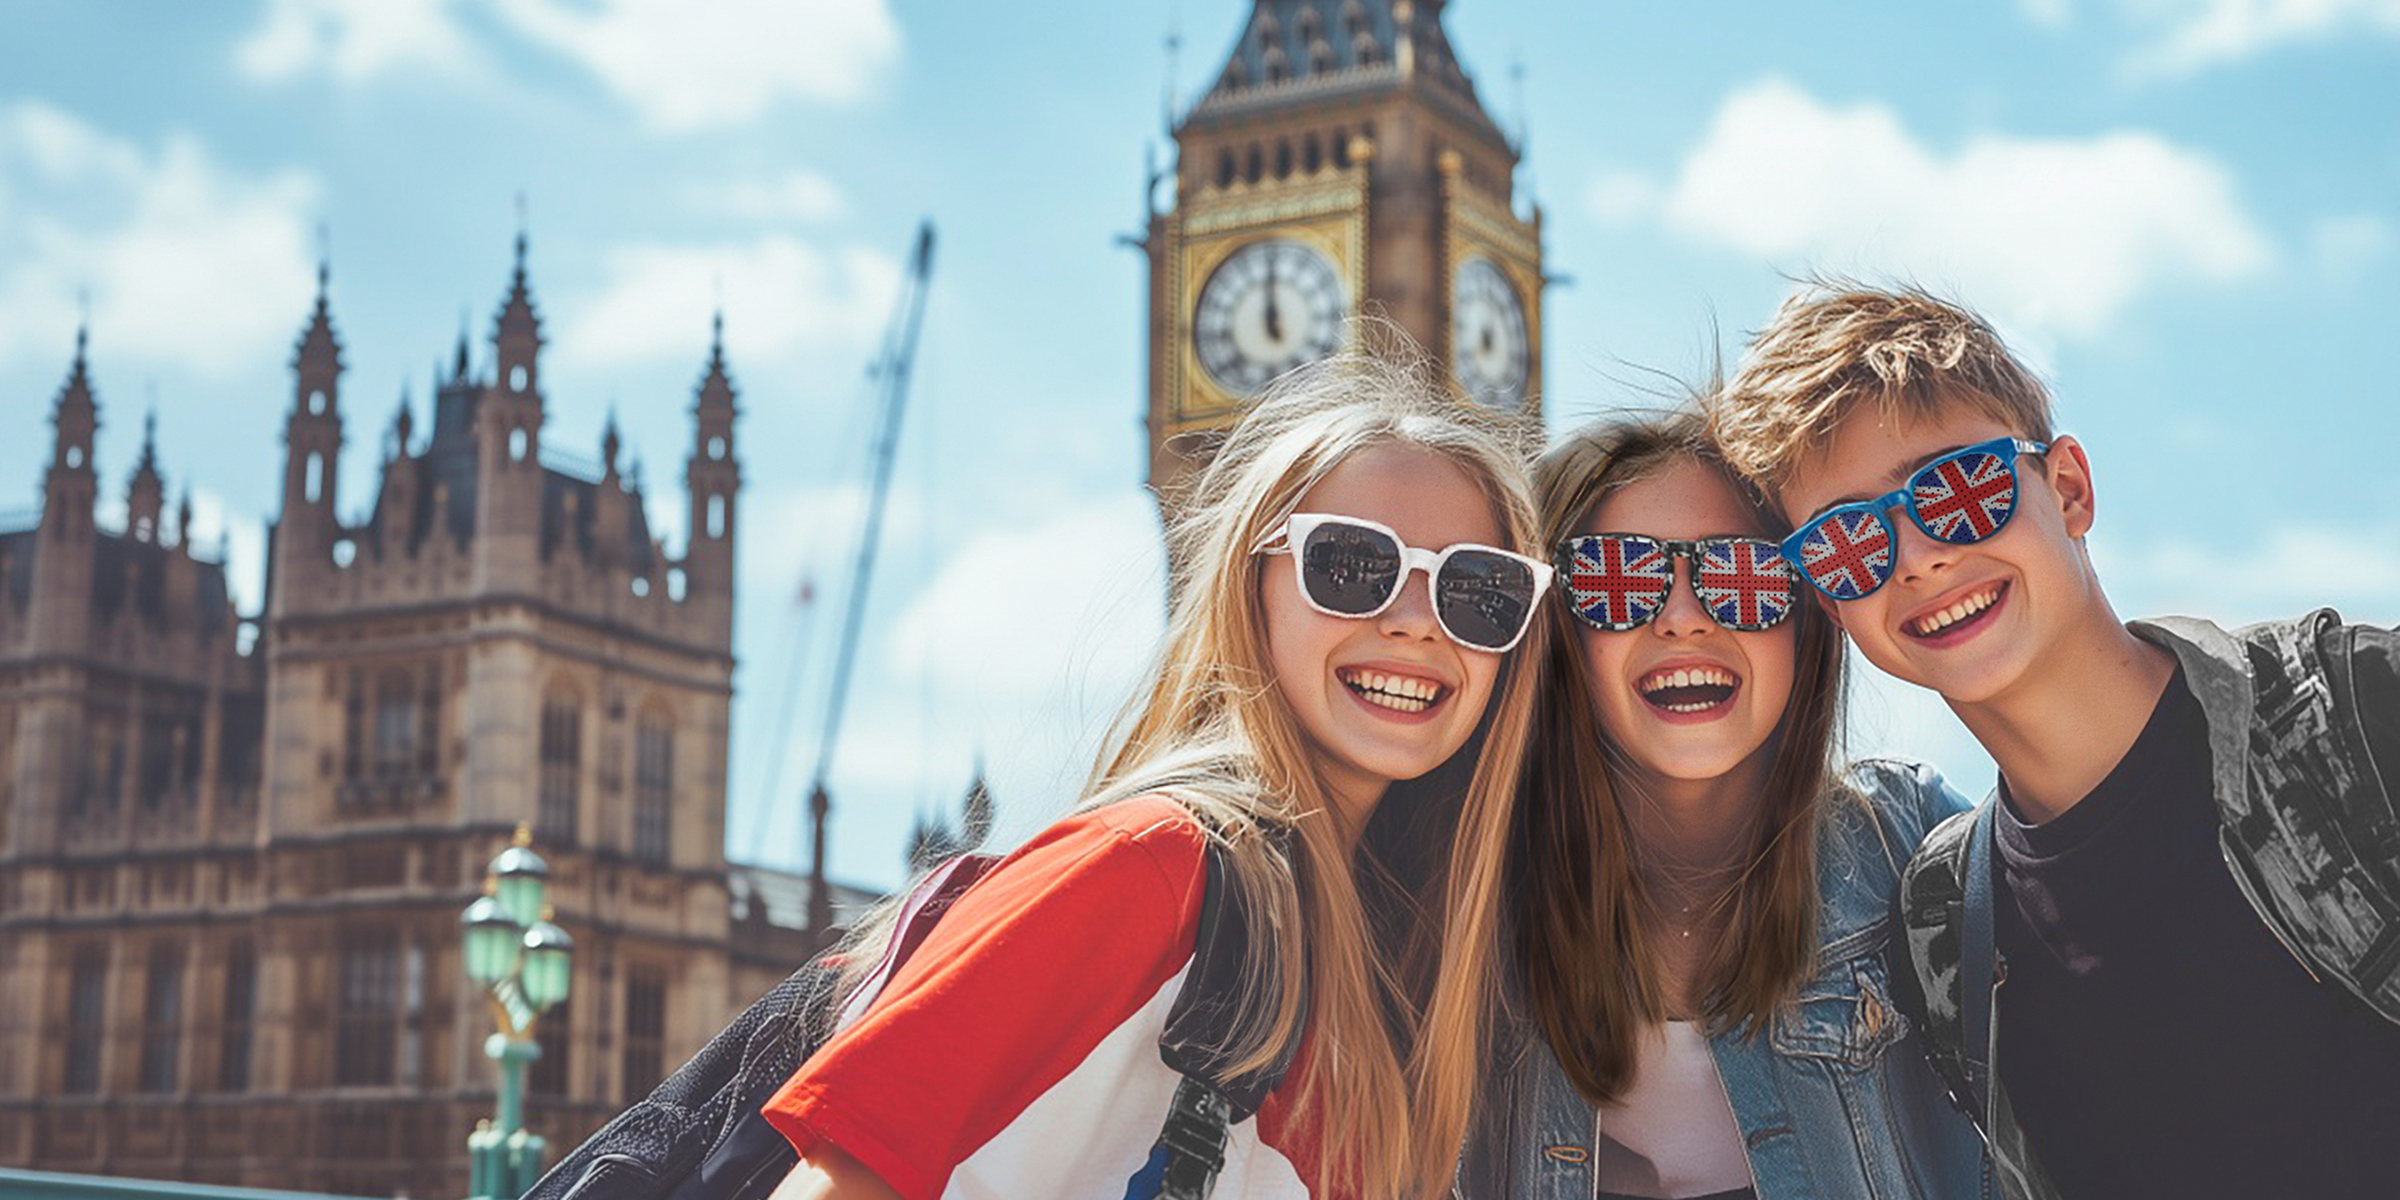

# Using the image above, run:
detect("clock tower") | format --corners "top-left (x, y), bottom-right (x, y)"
top-left (1144, 0), bottom-right (1545, 511)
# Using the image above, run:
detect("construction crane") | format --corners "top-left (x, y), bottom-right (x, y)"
top-left (806, 219), bottom-right (936, 935)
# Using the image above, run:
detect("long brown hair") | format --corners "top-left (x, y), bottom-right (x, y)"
top-left (1512, 409), bottom-right (1846, 1106)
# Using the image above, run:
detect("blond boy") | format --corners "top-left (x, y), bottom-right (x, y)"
top-left (1710, 285), bottom-right (2400, 1200)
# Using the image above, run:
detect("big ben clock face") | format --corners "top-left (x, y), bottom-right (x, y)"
top-left (1452, 256), bottom-right (1530, 411)
top-left (1193, 238), bottom-right (1348, 395)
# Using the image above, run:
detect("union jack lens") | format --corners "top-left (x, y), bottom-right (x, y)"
top-left (1908, 448), bottom-right (2019, 544)
top-left (1691, 539), bottom-right (1795, 631)
top-left (1561, 534), bottom-right (1673, 630)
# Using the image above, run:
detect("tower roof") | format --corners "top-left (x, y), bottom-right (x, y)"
top-left (54, 322), bottom-right (96, 424)
top-left (1188, 0), bottom-right (1502, 143)
top-left (293, 256), bottom-right (343, 371)
top-left (493, 229), bottom-right (544, 348)
top-left (130, 410), bottom-right (163, 488)
top-left (695, 311), bottom-right (736, 413)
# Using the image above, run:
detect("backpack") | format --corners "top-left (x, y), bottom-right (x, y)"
top-left (525, 839), bottom-right (1292, 1200)
top-left (1895, 610), bottom-right (2400, 1148)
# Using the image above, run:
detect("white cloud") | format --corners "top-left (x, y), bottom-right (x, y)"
top-left (885, 492), bottom-right (1167, 738)
top-left (2095, 523), bottom-right (2400, 625)
top-left (689, 171), bottom-right (848, 223)
top-left (1599, 78), bottom-right (2274, 340)
top-left (555, 235), bottom-right (903, 367)
top-left (235, 0), bottom-right (903, 130)
top-left (236, 0), bottom-right (483, 84)
top-left (0, 102), bottom-right (320, 378)
top-left (2116, 0), bottom-right (2400, 78)
top-left (492, 0), bottom-right (902, 130)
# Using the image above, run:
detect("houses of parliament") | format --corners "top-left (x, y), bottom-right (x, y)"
top-left (0, 238), bottom-right (876, 1197)
top-left (0, 0), bottom-right (1545, 1196)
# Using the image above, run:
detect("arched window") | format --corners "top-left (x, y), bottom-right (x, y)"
top-left (374, 671), bottom-right (416, 778)
top-left (538, 687), bottom-right (582, 845)
top-left (64, 947), bottom-right (107, 1094)
top-left (139, 944), bottom-right (184, 1093)
top-left (633, 708), bottom-right (673, 864)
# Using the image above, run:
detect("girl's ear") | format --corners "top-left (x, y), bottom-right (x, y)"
top-left (2042, 434), bottom-right (2097, 539)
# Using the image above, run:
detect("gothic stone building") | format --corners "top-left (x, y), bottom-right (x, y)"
top-left (0, 241), bottom-right (868, 1198)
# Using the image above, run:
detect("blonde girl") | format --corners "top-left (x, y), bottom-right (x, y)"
top-left (765, 353), bottom-right (1552, 1200)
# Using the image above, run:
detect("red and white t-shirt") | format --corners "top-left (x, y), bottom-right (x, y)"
top-left (762, 796), bottom-right (1325, 1200)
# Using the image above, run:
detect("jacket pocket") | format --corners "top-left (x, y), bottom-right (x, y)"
top-left (1769, 943), bottom-right (1911, 1070)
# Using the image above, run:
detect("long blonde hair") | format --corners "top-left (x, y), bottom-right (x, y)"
top-left (1078, 351), bottom-right (1548, 1198)
top-left (1513, 410), bottom-right (1845, 1105)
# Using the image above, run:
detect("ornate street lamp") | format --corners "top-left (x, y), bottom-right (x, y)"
top-left (461, 825), bottom-right (571, 1200)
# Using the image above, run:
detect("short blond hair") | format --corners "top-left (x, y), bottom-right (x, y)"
top-left (1710, 283), bottom-right (2056, 497)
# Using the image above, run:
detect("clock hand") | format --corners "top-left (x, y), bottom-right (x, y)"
top-left (1263, 251), bottom-right (1284, 343)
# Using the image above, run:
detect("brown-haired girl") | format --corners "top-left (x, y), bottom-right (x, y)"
top-left (1461, 411), bottom-right (1988, 1200)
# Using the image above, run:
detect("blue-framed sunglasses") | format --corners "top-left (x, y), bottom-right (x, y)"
top-left (1780, 436), bottom-right (2049, 600)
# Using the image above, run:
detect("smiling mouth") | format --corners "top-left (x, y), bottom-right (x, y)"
top-left (1637, 665), bottom-right (1739, 714)
top-left (1906, 580), bottom-right (2006, 639)
top-left (1337, 667), bottom-right (1448, 714)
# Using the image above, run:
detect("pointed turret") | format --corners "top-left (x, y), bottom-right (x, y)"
top-left (473, 224), bottom-right (548, 592)
top-left (42, 323), bottom-right (100, 532)
top-left (683, 310), bottom-right (740, 641)
top-left (31, 323), bottom-right (102, 651)
top-left (493, 228), bottom-right (545, 400)
top-left (127, 410), bottom-right (166, 543)
top-left (391, 386), bottom-right (415, 459)
top-left (271, 253), bottom-right (347, 614)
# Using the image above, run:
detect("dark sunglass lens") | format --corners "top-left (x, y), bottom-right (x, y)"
top-left (1694, 540), bottom-right (1795, 630)
top-left (1562, 535), bottom-right (1671, 629)
top-left (1299, 521), bottom-right (1402, 615)
top-left (1796, 511), bottom-right (1893, 600)
top-left (1910, 449), bottom-right (2017, 544)
top-left (1436, 551), bottom-right (1537, 649)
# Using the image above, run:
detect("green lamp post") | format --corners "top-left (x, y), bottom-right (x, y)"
top-left (462, 825), bottom-right (573, 1200)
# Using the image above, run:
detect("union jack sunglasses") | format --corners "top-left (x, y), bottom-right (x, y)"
top-left (1780, 436), bottom-right (2049, 600)
top-left (1256, 513), bottom-right (1553, 652)
top-left (1556, 534), bottom-right (1796, 633)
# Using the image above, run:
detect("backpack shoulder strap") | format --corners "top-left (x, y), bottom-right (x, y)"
top-left (1134, 838), bottom-right (1302, 1199)
top-left (1895, 802), bottom-right (1993, 1135)
top-left (1959, 798), bottom-right (2001, 1124)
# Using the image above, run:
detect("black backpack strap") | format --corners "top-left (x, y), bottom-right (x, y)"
top-left (1133, 838), bottom-right (1301, 1199)
top-left (1959, 798), bottom-right (2001, 1124)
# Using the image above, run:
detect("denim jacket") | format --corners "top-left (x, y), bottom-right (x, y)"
top-left (1459, 759), bottom-right (1992, 1200)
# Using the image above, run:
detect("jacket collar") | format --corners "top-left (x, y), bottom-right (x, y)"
top-left (2126, 615), bottom-right (2254, 823)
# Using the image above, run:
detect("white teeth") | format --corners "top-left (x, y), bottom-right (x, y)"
top-left (1910, 584), bottom-right (2002, 636)
top-left (1340, 668), bottom-right (1443, 712)
top-left (1639, 666), bottom-right (1736, 695)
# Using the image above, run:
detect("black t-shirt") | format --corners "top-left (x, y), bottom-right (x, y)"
top-left (1993, 645), bottom-right (2400, 1199)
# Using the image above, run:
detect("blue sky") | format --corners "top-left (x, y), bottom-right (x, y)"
top-left (2, 0), bottom-right (2394, 890)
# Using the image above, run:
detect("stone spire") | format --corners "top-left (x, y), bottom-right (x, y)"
top-left (43, 320), bottom-right (101, 534)
top-left (127, 409), bottom-right (166, 543)
top-left (492, 221), bottom-right (544, 398)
